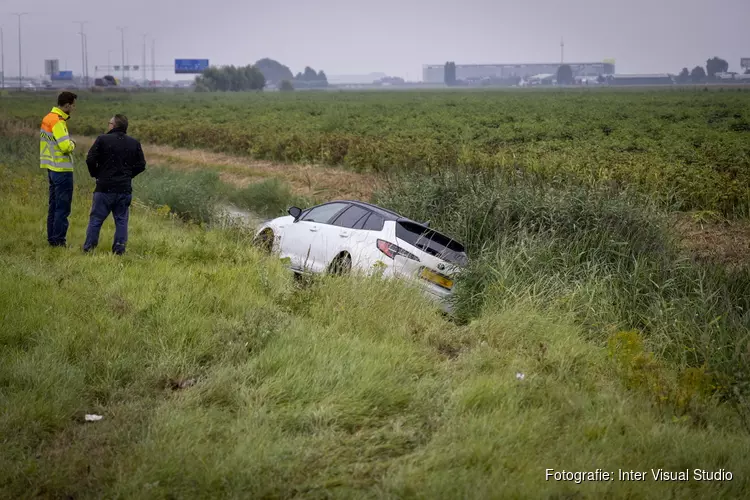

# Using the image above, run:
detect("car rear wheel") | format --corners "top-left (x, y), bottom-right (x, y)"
top-left (252, 228), bottom-right (274, 254)
top-left (327, 254), bottom-right (351, 276)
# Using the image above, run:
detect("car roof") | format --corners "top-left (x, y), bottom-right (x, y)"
top-left (327, 199), bottom-right (405, 222)
top-left (310, 199), bottom-right (466, 250)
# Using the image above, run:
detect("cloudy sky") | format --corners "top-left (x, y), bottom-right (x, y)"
top-left (0, 0), bottom-right (747, 81)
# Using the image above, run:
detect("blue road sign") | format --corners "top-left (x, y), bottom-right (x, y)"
top-left (51, 71), bottom-right (73, 81)
top-left (175, 59), bottom-right (209, 74)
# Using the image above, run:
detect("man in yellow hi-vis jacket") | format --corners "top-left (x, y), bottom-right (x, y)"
top-left (40, 91), bottom-right (77, 247)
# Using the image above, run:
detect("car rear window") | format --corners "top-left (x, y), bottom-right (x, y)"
top-left (396, 221), bottom-right (468, 265)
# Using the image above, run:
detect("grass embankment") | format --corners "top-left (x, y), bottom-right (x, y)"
top-left (3, 89), bottom-right (750, 215)
top-left (2, 127), bottom-right (750, 498)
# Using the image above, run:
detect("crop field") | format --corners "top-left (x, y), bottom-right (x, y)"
top-left (2, 89), bottom-right (750, 497)
top-left (3, 88), bottom-right (750, 216)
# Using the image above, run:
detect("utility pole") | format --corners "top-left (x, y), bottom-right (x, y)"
top-left (13, 13), bottom-right (28, 90)
top-left (117, 26), bottom-right (125, 82)
top-left (83, 33), bottom-right (89, 85)
top-left (151, 38), bottom-right (155, 83)
top-left (142, 33), bottom-right (147, 83)
top-left (75, 21), bottom-right (87, 86)
top-left (1, 26), bottom-right (5, 90)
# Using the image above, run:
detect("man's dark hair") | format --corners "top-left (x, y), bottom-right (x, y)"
top-left (112, 114), bottom-right (128, 132)
top-left (57, 91), bottom-right (77, 107)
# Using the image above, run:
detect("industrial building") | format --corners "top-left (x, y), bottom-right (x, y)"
top-left (422, 61), bottom-right (615, 83)
top-left (610, 74), bottom-right (673, 85)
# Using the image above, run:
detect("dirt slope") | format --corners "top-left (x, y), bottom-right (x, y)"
top-left (72, 135), bottom-right (381, 202)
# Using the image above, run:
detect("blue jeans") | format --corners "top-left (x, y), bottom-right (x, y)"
top-left (83, 192), bottom-right (133, 254)
top-left (47, 170), bottom-right (74, 246)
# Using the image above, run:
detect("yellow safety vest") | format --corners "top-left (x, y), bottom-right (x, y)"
top-left (40, 107), bottom-right (75, 172)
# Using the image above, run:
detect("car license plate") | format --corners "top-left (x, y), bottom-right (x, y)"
top-left (420, 267), bottom-right (453, 290)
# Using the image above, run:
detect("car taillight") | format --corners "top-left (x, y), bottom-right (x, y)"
top-left (377, 239), bottom-right (420, 261)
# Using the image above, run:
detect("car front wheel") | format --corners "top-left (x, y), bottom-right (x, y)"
top-left (252, 228), bottom-right (274, 254)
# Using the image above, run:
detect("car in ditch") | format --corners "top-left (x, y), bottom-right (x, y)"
top-left (252, 200), bottom-right (469, 313)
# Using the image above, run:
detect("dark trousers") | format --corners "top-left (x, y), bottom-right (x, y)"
top-left (47, 170), bottom-right (74, 246)
top-left (83, 192), bottom-right (133, 254)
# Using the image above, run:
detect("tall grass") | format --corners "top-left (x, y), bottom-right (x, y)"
top-left (135, 166), bottom-right (226, 223)
top-left (375, 169), bottom-right (750, 407)
top-left (134, 168), bottom-right (306, 222)
top-left (228, 177), bottom-right (312, 219)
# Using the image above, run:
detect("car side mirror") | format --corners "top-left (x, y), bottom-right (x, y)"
top-left (288, 206), bottom-right (302, 221)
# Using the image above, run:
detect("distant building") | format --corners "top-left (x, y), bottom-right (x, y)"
top-left (611, 74), bottom-right (673, 85)
top-left (716, 72), bottom-right (750, 82)
top-left (327, 73), bottom-right (388, 85)
top-left (422, 61), bottom-right (615, 83)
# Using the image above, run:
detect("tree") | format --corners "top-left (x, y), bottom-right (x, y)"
top-left (194, 64), bottom-right (265, 91)
top-left (677, 67), bottom-right (690, 83)
top-left (557, 64), bottom-right (573, 85)
top-left (376, 76), bottom-right (406, 85)
top-left (302, 66), bottom-right (318, 81)
top-left (292, 66), bottom-right (328, 88)
top-left (254, 58), bottom-right (294, 84)
top-left (279, 80), bottom-right (294, 91)
top-left (706, 57), bottom-right (729, 78)
top-left (690, 66), bottom-right (706, 83)
top-left (444, 62), bottom-right (456, 86)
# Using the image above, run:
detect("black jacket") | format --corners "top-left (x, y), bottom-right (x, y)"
top-left (86, 128), bottom-right (146, 193)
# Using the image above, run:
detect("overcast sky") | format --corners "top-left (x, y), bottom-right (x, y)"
top-left (0, 0), bottom-right (748, 80)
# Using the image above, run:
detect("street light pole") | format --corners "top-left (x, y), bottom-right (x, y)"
top-left (1, 26), bottom-right (5, 90)
top-left (142, 33), bottom-right (147, 83)
top-left (116, 26), bottom-right (125, 82)
top-left (151, 38), bottom-right (155, 83)
top-left (83, 33), bottom-right (89, 85)
top-left (75, 21), bottom-right (87, 86)
top-left (13, 13), bottom-right (28, 90)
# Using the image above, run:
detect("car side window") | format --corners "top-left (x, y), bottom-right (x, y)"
top-left (362, 213), bottom-right (385, 231)
top-left (352, 213), bottom-right (369, 230)
top-left (332, 205), bottom-right (370, 229)
top-left (300, 203), bottom-right (349, 224)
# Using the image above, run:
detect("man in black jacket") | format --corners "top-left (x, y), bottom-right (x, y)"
top-left (83, 114), bottom-right (146, 255)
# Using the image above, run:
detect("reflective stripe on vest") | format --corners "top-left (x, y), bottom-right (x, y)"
top-left (40, 139), bottom-right (74, 171)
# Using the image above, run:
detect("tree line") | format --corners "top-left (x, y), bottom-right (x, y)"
top-left (194, 58), bottom-right (329, 92)
top-left (673, 57), bottom-right (746, 83)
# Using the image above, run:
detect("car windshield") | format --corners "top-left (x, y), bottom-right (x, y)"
top-left (395, 221), bottom-right (468, 266)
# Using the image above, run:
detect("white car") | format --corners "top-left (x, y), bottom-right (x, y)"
top-left (253, 200), bottom-right (469, 313)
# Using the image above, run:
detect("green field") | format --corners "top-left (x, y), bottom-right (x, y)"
top-left (2, 90), bottom-right (750, 497)
top-left (3, 88), bottom-right (750, 215)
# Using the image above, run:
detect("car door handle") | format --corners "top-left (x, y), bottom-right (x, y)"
top-left (309, 226), bottom-right (318, 232)
top-left (339, 231), bottom-right (350, 237)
